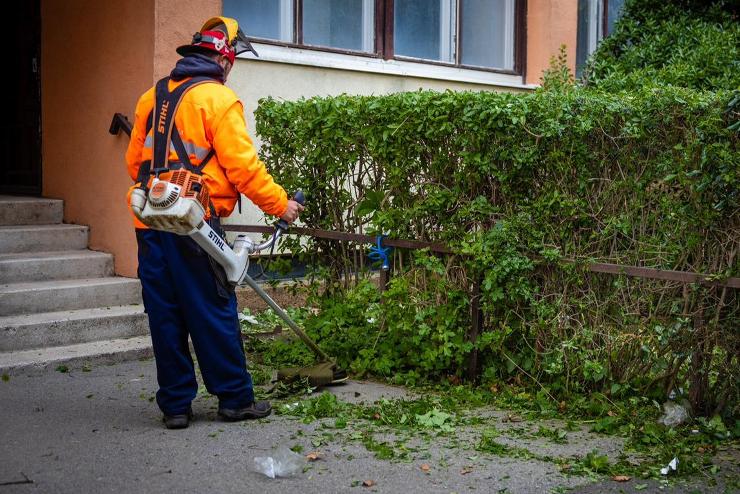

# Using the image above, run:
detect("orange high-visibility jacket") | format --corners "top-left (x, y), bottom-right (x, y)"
top-left (125, 78), bottom-right (288, 229)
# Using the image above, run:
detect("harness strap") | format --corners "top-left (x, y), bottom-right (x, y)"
top-left (152, 76), bottom-right (215, 174)
top-left (134, 112), bottom-right (156, 186)
top-left (137, 76), bottom-right (220, 214)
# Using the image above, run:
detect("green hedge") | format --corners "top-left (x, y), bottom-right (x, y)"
top-left (255, 82), bottom-right (738, 417)
top-left (585, 0), bottom-right (740, 91)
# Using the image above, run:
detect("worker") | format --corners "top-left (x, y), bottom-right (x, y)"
top-left (125, 16), bottom-right (303, 429)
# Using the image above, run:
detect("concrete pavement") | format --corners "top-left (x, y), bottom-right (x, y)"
top-left (0, 359), bottom-right (736, 494)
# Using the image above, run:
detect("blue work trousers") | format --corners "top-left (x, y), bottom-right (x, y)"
top-left (136, 229), bottom-right (253, 415)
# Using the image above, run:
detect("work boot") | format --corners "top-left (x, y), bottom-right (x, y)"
top-left (217, 400), bottom-right (272, 421)
top-left (163, 408), bottom-right (193, 429)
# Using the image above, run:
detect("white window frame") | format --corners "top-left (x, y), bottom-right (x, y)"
top-left (362, 0), bottom-right (375, 52)
top-left (278, 0), bottom-right (293, 42)
top-left (439, 0), bottom-right (456, 63)
top-left (501, 0), bottom-right (515, 70)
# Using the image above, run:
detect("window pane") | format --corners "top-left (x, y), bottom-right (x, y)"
top-left (461, 0), bottom-right (514, 69)
top-left (606, 0), bottom-right (626, 35)
top-left (395, 0), bottom-right (456, 62)
top-left (304, 0), bottom-right (374, 52)
top-left (576, 0), bottom-right (600, 77)
top-left (224, 0), bottom-right (292, 42)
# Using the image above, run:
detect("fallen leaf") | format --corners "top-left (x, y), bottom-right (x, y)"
top-left (460, 467), bottom-right (474, 475)
top-left (363, 480), bottom-right (376, 487)
top-left (611, 475), bottom-right (631, 482)
top-left (420, 464), bottom-right (431, 473)
top-left (607, 410), bottom-right (617, 417)
top-left (306, 451), bottom-right (322, 462)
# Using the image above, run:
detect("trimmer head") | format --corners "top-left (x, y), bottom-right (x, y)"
top-left (277, 361), bottom-right (348, 388)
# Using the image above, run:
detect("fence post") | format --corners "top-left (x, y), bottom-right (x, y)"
top-left (688, 307), bottom-right (708, 415)
top-left (466, 277), bottom-right (483, 382)
top-left (379, 268), bottom-right (391, 294)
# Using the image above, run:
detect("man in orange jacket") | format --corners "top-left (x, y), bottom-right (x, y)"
top-left (126, 16), bottom-right (303, 429)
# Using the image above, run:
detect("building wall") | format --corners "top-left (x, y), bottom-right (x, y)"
top-left (154, 0), bottom-right (221, 81)
top-left (42, 0), bottom-right (155, 277)
top-left (40, 0), bottom-right (579, 276)
top-left (526, 0), bottom-right (578, 84)
top-left (41, 0), bottom-right (217, 277)
top-left (222, 2), bottom-right (579, 226)
top-left (224, 59), bottom-right (525, 229)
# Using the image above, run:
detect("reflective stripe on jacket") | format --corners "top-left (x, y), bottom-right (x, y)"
top-left (125, 78), bottom-right (288, 229)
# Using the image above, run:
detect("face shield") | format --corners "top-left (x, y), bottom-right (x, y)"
top-left (233, 26), bottom-right (259, 57)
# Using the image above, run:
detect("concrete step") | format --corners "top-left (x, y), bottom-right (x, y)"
top-left (0, 224), bottom-right (89, 254)
top-left (0, 277), bottom-right (142, 316)
top-left (0, 250), bottom-right (114, 283)
top-left (0, 335), bottom-right (152, 376)
top-left (0, 305), bottom-right (148, 352)
top-left (0, 195), bottom-right (63, 226)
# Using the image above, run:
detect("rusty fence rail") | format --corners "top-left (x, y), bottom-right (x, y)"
top-left (226, 224), bottom-right (738, 380)
top-left (225, 224), bottom-right (740, 288)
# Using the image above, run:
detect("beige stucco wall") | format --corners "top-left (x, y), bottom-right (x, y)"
top-left (42, 0), bottom-right (218, 277)
top-left (526, 0), bottom-right (578, 84)
top-left (223, 59), bottom-right (524, 229)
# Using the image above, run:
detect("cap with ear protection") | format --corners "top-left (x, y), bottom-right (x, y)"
top-left (176, 16), bottom-right (259, 64)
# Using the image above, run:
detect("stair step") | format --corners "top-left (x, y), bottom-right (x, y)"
top-left (0, 224), bottom-right (89, 254)
top-left (0, 335), bottom-right (153, 376)
top-left (0, 277), bottom-right (142, 316)
top-left (0, 305), bottom-right (148, 352)
top-left (0, 195), bottom-right (63, 226)
top-left (0, 250), bottom-right (114, 283)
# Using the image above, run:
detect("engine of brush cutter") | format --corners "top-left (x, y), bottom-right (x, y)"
top-left (130, 170), bottom-right (255, 284)
top-left (130, 170), bottom-right (211, 234)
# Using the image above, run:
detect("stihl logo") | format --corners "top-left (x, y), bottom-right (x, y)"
top-left (157, 101), bottom-right (170, 133)
top-left (208, 230), bottom-right (225, 251)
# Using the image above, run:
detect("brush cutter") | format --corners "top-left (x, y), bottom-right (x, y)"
top-left (130, 170), bottom-right (347, 387)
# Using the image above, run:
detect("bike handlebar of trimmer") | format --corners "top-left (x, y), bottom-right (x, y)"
top-left (252, 190), bottom-right (305, 252)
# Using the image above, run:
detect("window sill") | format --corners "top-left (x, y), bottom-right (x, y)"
top-left (240, 43), bottom-right (536, 90)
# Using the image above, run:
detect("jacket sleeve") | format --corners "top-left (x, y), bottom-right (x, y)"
top-left (211, 100), bottom-right (288, 218)
top-left (125, 95), bottom-right (150, 182)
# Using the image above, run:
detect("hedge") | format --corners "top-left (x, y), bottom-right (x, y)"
top-left (254, 78), bottom-right (738, 417)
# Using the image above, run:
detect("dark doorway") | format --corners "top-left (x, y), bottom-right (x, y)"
top-left (2, 1), bottom-right (42, 195)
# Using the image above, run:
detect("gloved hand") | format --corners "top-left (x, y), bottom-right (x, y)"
top-left (280, 199), bottom-right (304, 224)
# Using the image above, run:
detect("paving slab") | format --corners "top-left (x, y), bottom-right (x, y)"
top-left (0, 359), bottom-right (736, 494)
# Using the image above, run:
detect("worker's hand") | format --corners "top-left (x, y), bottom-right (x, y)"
top-left (280, 200), bottom-right (304, 224)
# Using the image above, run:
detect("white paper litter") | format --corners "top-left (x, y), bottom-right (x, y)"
top-left (660, 457), bottom-right (678, 475)
top-left (238, 313), bottom-right (259, 324)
